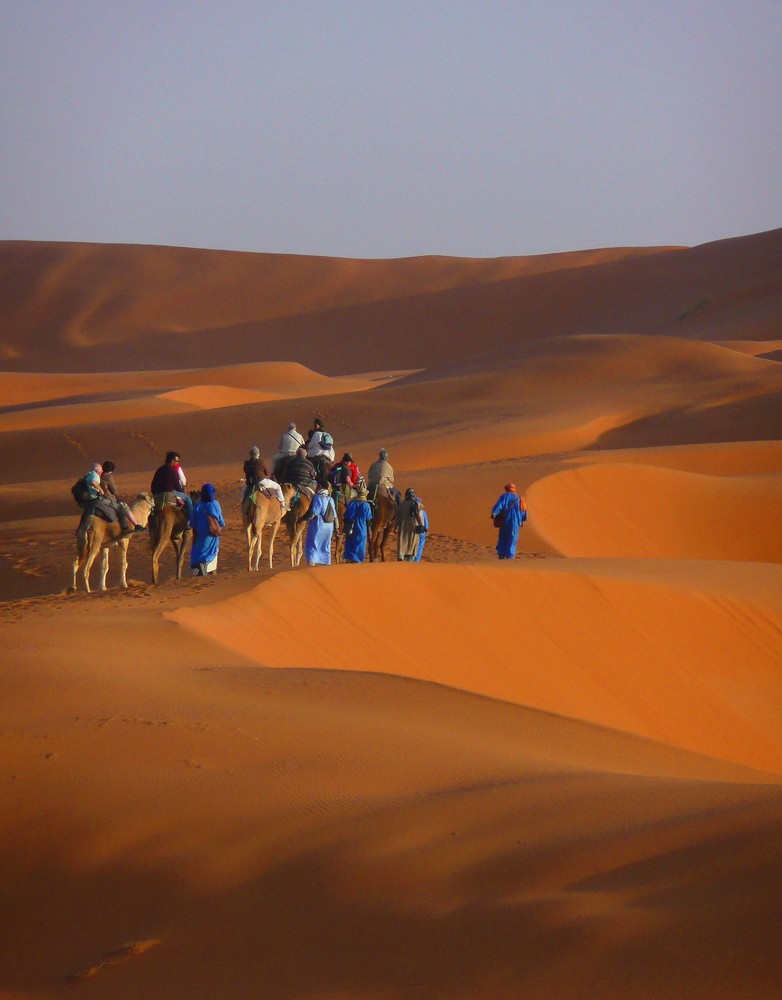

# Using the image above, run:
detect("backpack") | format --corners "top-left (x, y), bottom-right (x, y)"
top-left (71, 477), bottom-right (90, 505)
top-left (322, 498), bottom-right (336, 524)
top-left (330, 463), bottom-right (349, 486)
top-left (320, 431), bottom-right (333, 449)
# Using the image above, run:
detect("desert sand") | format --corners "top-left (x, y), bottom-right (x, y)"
top-left (1, 229), bottom-right (781, 999)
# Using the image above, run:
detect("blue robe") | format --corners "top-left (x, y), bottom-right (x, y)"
top-left (491, 491), bottom-right (526, 559)
top-left (304, 492), bottom-right (336, 565)
top-left (189, 499), bottom-right (225, 570)
top-left (413, 508), bottom-right (429, 562)
top-left (342, 499), bottom-right (372, 563)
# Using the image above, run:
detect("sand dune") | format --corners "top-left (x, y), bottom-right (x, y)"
top-left (1, 229), bottom-right (781, 998)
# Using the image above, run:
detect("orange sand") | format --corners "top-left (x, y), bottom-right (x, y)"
top-left (1, 229), bottom-right (781, 999)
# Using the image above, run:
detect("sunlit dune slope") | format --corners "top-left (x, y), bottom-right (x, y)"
top-left (169, 560), bottom-right (782, 775)
top-left (3, 585), bottom-right (781, 998)
top-left (528, 463), bottom-right (782, 561)
top-left (0, 334), bottom-right (779, 487)
top-left (0, 362), bottom-right (392, 431)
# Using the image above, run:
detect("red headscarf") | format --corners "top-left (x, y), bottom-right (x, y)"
top-left (505, 483), bottom-right (517, 493)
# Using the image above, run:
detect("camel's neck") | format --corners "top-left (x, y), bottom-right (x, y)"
top-left (130, 498), bottom-right (153, 527)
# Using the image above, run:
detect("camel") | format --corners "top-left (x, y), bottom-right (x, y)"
top-left (244, 483), bottom-right (295, 571)
top-left (284, 487), bottom-right (312, 568)
top-left (369, 488), bottom-right (397, 562)
top-left (148, 497), bottom-right (192, 584)
top-left (70, 493), bottom-right (154, 594)
top-left (331, 487), bottom-right (349, 564)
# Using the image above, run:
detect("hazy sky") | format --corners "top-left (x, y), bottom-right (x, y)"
top-left (1, 1), bottom-right (780, 259)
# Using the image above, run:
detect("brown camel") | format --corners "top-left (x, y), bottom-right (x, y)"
top-left (369, 488), bottom-right (397, 562)
top-left (70, 493), bottom-right (154, 594)
top-left (244, 483), bottom-right (295, 571)
top-left (283, 487), bottom-right (313, 568)
top-left (148, 498), bottom-right (192, 584)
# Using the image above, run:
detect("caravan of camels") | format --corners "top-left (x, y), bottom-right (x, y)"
top-left (70, 420), bottom-right (432, 593)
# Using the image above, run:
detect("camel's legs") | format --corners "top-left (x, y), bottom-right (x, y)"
top-left (98, 548), bottom-right (110, 591)
top-left (118, 539), bottom-right (129, 589)
top-left (174, 537), bottom-right (187, 579)
top-left (151, 541), bottom-right (164, 584)
top-left (246, 524), bottom-right (255, 572)
top-left (71, 552), bottom-right (83, 591)
top-left (82, 545), bottom-right (100, 594)
top-left (268, 521), bottom-right (281, 569)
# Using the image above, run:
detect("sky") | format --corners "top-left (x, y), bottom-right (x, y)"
top-left (1, 1), bottom-right (781, 259)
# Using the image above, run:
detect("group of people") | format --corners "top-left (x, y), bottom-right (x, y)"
top-left (76, 418), bottom-right (528, 577)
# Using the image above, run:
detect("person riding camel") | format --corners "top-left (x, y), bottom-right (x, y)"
top-left (240, 446), bottom-right (286, 512)
top-left (271, 422), bottom-right (306, 480)
top-left (83, 463), bottom-right (143, 536)
top-left (367, 448), bottom-right (401, 504)
top-left (241, 446), bottom-right (269, 505)
top-left (150, 451), bottom-right (194, 520)
top-left (330, 452), bottom-right (361, 491)
top-left (306, 417), bottom-right (335, 482)
top-left (99, 460), bottom-right (145, 533)
top-left (284, 447), bottom-right (318, 491)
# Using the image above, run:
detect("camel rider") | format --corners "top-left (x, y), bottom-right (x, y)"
top-left (100, 460), bottom-right (145, 532)
top-left (84, 463), bottom-right (143, 535)
top-left (150, 451), bottom-right (194, 520)
top-left (271, 423), bottom-right (306, 479)
top-left (367, 448), bottom-right (401, 504)
top-left (306, 418), bottom-right (335, 481)
top-left (330, 452), bottom-right (361, 493)
top-left (284, 448), bottom-right (318, 491)
top-left (241, 447), bottom-right (270, 505)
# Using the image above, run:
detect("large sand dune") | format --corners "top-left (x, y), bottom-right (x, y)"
top-left (1, 229), bottom-right (781, 998)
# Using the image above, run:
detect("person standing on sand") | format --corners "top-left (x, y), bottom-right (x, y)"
top-left (342, 485), bottom-right (373, 563)
top-left (490, 483), bottom-right (527, 560)
top-left (413, 497), bottom-right (429, 562)
top-left (300, 483), bottom-right (338, 566)
top-left (189, 483), bottom-right (225, 576)
top-left (395, 488), bottom-right (425, 561)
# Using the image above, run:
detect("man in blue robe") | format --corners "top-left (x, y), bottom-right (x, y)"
top-left (342, 486), bottom-right (373, 563)
top-left (189, 483), bottom-right (225, 575)
top-left (301, 486), bottom-right (337, 566)
top-left (490, 484), bottom-right (526, 559)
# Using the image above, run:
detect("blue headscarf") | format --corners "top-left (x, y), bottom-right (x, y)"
top-left (200, 483), bottom-right (216, 503)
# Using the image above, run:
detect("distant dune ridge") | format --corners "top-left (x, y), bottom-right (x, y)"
top-left (1, 228), bottom-right (781, 999)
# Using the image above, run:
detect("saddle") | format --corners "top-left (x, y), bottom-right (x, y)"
top-left (154, 491), bottom-right (185, 510)
top-left (82, 502), bottom-right (116, 524)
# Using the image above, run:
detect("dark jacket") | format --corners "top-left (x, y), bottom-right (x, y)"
top-left (243, 457), bottom-right (268, 486)
top-left (151, 463), bottom-right (180, 494)
top-left (100, 471), bottom-right (119, 500)
top-left (284, 455), bottom-right (317, 487)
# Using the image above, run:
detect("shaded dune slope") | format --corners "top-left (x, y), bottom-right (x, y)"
top-left (1, 228), bottom-right (781, 373)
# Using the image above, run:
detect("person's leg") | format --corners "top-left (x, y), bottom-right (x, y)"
top-left (174, 490), bottom-right (194, 519)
